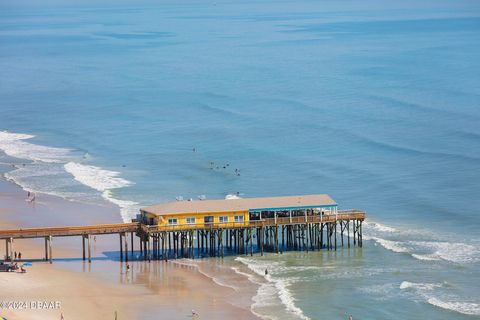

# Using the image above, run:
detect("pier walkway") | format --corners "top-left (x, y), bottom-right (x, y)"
top-left (0, 223), bottom-right (138, 263)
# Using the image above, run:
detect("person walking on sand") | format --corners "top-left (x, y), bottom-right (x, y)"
top-left (14, 252), bottom-right (17, 260)
top-left (60, 312), bottom-right (64, 320)
top-left (18, 252), bottom-right (21, 260)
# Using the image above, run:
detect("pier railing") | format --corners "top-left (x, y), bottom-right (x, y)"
top-left (0, 222), bottom-right (139, 239)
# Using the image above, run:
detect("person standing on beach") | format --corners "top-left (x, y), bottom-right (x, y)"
top-left (14, 252), bottom-right (17, 260)
top-left (18, 252), bottom-right (21, 260)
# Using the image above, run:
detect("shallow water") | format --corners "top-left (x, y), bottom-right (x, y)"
top-left (1, 0), bottom-right (480, 318)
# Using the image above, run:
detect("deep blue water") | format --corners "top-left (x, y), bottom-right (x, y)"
top-left (1, 0), bottom-right (480, 318)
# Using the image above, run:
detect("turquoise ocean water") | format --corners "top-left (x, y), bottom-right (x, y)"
top-left (1, 0), bottom-right (480, 318)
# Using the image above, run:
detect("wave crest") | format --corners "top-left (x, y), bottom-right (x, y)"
top-left (64, 162), bottom-right (133, 191)
top-left (428, 297), bottom-right (480, 315)
top-left (400, 281), bottom-right (442, 290)
top-left (0, 131), bottom-right (74, 163)
top-left (235, 257), bottom-right (310, 320)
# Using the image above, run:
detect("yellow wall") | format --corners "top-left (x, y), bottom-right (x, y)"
top-left (157, 210), bottom-right (249, 227)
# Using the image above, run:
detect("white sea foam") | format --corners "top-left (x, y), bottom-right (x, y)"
top-left (65, 162), bottom-right (133, 191)
top-left (411, 254), bottom-right (441, 261)
top-left (199, 269), bottom-right (238, 291)
top-left (174, 260), bottom-right (238, 291)
top-left (171, 259), bottom-right (198, 268)
top-left (274, 278), bottom-right (309, 320)
top-left (276, 265), bottom-right (321, 273)
top-left (427, 297), bottom-right (480, 315)
top-left (410, 241), bottom-right (479, 264)
top-left (1, 131), bottom-right (139, 222)
top-left (365, 221), bottom-right (397, 233)
top-left (233, 264), bottom-right (282, 320)
top-left (369, 235), bottom-right (479, 264)
top-left (231, 266), bottom-right (261, 285)
top-left (64, 162), bottom-right (138, 222)
top-left (0, 131), bottom-right (73, 163)
top-left (400, 281), bottom-right (443, 290)
top-left (225, 194), bottom-right (242, 200)
top-left (102, 190), bottom-right (139, 223)
top-left (3, 163), bottom-right (91, 200)
top-left (369, 236), bottom-right (408, 253)
top-left (235, 257), bottom-right (310, 320)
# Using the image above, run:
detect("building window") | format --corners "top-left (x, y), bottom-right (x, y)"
top-left (234, 215), bottom-right (244, 223)
top-left (219, 216), bottom-right (228, 223)
top-left (204, 216), bottom-right (214, 224)
top-left (186, 217), bottom-right (196, 225)
top-left (168, 218), bottom-right (178, 225)
top-left (249, 211), bottom-right (260, 220)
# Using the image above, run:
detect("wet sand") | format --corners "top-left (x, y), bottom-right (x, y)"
top-left (0, 176), bottom-right (258, 320)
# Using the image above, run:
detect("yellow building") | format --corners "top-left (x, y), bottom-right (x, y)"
top-left (139, 194), bottom-right (337, 229)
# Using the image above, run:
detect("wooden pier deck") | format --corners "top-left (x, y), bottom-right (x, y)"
top-left (0, 223), bottom-right (139, 239)
top-left (0, 210), bottom-right (365, 264)
top-left (0, 223), bottom-right (139, 263)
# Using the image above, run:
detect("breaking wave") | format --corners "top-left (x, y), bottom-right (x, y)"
top-left (64, 162), bottom-right (139, 222)
top-left (368, 234), bottom-right (480, 264)
top-left (0, 131), bottom-right (74, 163)
top-left (0, 131), bottom-right (138, 222)
top-left (369, 236), bottom-right (408, 253)
top-left (235, 256), bottom-right (310, 320)
top-left (64, 162), bottom-right (133, 192)
top-left (427, 297), bottom-right (480, 316)
top-left (400, 281), bottom-right (443, 291)
top-left (410, 241), bottom-right (479, 264)
top-left (411, 254), bottom-right (441, 261)
top-left (364, 221), bottom-right (397, 233)
top-left (364, 220), bottom-right (480, 265)
top-left (225, 193), bottom-right (242, 200)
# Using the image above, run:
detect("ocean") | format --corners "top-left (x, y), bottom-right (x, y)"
top-left (1, 0), bottom-right (480, 318)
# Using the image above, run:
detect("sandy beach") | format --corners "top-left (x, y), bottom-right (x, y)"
top-left (0, 176), bottom-right (259, 320)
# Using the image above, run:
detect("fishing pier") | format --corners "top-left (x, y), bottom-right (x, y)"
top-left (0, 194), bottom-right (365, 263)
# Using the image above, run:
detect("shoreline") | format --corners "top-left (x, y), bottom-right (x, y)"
top-left (0, 169), bottom-right (260, 319)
